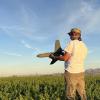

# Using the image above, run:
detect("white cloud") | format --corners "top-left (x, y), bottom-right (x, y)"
top-left (65, 0), bottom-right (100, 35)
top-left (21, 40), bottom-right (31, 49)
top-left (3, 52), bottom-right (22, 57)
top-left (21, 40), bottom-right (40, 51)
top-left (1, 0), bottom-right (100, 40)
top-left (0, 25), bottom-right (48, 42)
top-left (0, 3), bottom-right (47, 41)
top-left (80, 1), bottom-right (100, 34)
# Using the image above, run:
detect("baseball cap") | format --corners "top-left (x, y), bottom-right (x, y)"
top-left (68, 28), bottom-right (81, 36)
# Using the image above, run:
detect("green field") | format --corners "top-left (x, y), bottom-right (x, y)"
top-left (0, 74), bottom-right (99, 100)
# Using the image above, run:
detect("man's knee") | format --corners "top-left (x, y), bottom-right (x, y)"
top-left (77, 90), bottom-right (87, 100)
top-left (65, 85), bottom-right (76, 100)
top-left (81, 94), bottom-right (87, 100)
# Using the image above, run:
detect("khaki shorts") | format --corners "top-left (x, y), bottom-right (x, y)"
top-left (64, 70), bottom-right (87, 100)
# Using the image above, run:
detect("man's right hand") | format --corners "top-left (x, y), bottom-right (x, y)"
top-left (49, 53), bottom-right (56, 59)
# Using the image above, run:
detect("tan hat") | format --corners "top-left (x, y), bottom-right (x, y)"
top-left (68, 28), bottom-right (81, 36)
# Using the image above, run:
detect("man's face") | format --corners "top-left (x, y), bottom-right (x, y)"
top-left (69, 32), bottom-right (80, 40)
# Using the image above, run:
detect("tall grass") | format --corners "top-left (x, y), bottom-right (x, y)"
top-left (0, 74), bottom-right (99, 100)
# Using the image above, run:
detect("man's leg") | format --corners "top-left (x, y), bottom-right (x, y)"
top-left (64, 71), bottom-right (76, 100)
top-left (76, 73), bottom-right (87, 100)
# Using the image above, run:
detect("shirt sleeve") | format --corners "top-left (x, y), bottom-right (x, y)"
top-left (64, 41), bottom-right (73, 54)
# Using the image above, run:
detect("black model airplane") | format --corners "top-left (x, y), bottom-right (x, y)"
top-left (37, 40), bottom-right (64, 64)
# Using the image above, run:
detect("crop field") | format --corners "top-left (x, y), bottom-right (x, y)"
top-left (0, 74), bottom-right (99, 100)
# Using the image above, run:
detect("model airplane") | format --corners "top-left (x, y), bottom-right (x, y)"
top-left (37, 40), bottom-right (64, 64)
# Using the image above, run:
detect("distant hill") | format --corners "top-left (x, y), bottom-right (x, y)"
top-left (85, 68), bottom-right (100, 75)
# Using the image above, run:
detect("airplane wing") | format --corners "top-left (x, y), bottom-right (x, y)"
top-left (37, 52), bottom-right (53, 58)
top-left (36, 40), bottom-right (61, 58)
top-left (36, 40), bottom-right (64, 65)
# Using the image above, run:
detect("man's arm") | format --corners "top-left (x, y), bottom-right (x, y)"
top-left (49, 52), bottom-right (71, 61)
top-left (55, 52), bottom-right (71, 61)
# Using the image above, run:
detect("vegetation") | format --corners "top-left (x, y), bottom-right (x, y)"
top-left (0, 74), bottom-right (99, 100)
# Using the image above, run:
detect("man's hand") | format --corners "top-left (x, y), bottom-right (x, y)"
top-left (49, 52), bottom-right (71, 61)
top-left (49, 53), bottom-right (56, 59)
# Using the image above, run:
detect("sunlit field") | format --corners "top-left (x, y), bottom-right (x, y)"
top-left (0, 74), bottom-right (99, 100)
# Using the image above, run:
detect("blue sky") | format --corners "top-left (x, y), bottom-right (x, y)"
top-left (0, 0), bottom-right (100, 76)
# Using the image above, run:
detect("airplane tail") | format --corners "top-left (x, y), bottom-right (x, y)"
top-left (50, 47), bottom-right (64, 64)
top-left (50, 40), bottom-right (61, 65)
top-left (50, 40), bottom-right (64, 65)
top-left (54, 40), bottom-right (61, 52)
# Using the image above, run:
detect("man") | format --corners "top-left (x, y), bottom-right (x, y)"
top-left (49, 28), bottom-right (88, 100)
